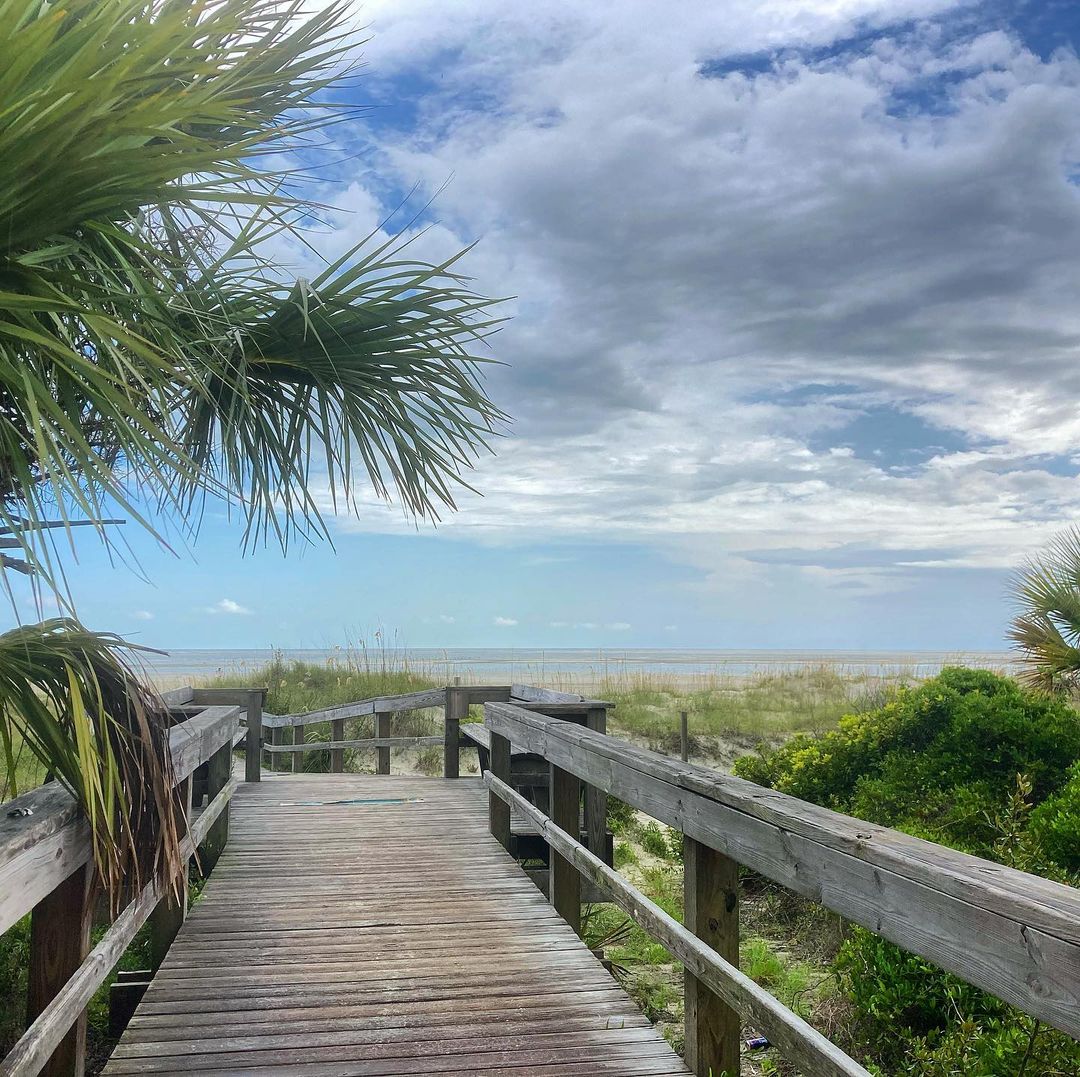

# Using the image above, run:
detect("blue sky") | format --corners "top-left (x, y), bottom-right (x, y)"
top-left (10, 0), bottom-right (1080, 651)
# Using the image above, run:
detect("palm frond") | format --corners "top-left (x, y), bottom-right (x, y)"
top-left (1008, 527), bottom-right (1080, 692)
top-left (0, 620), bottom-right (181, 906)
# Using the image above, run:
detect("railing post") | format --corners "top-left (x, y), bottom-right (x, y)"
top-left (330, 718), bottom-right (344, 773)
top-left (26, 861), bottom-right (93, 1077)
top-left (684, 836), bottom-right (740, 1077)
top-left (148, 776), bottom-right (193, 972)
top-left (550, 763), bottom-right (581, 935)
top-left (488, 730), bottom-right (512, 851)
top-left (292, 722), bottom-right (304, 773)
top-left (584, 706), bottom-right (608, 860)
top-left (680, 710), bottom-right (690, 763)
top-left (444, 687), bottom-right (465, 778)
top-left (199, 741), bottom-right (231, 873)
top-left (244, 688), bottom-right (262, 783)
top-left (376, 710), bottom-right (391, 774)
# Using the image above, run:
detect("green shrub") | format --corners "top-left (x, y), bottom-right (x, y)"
top-left (734, 669), bottom-right (1080, 1075)
top-left (1030, 761), bottom-right (1080, 872)
top-left (733, 667), bottom-right (1080, 862)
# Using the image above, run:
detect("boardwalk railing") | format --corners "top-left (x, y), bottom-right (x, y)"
top-left (482, 701), bottom-right (1080, 1077)
top-left (251, 682), bottom-right (612, 786)
top-left (0, 696), bottom-right (242, 1077)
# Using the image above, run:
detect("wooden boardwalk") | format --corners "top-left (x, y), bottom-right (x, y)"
top-left (103, 774), bottom-right (690, 1077)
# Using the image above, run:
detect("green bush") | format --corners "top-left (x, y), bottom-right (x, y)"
top-left (734, 668), bottom-right (1080, 1075)
top-left (733, 667), bottom-right (1080, 862)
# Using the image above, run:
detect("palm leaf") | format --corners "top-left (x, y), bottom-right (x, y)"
top-left (1009, 528), bottom-right (1080, 692)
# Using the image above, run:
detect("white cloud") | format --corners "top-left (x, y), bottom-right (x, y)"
top-left (493, 616), bottom-right (519, 626)
top-left (607, 622), bottom-right (632, 631)
top-left (438, 614), bottom-right (456, 624)
top-left (204, 598), bottom-right (252, 616)
top-left (132, 610), bottom-right (154, 621)
top-left (302, 3), bottom-right (1080, 594)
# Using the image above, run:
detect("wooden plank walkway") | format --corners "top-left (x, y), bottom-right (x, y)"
top-left (104, 775), bottom-right (690, 1076)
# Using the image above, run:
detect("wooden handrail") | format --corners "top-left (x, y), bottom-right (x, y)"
top-left (483, 701), bottom-right (1080, 1046)
top-left (485, 772), bottom-right (870, 1077)
top-left (0, 704), bottom-right (241, 1077)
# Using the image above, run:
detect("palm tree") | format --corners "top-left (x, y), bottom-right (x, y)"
top-left (0, 0), bottom-right (504, 898)
top-left (1009, 528), bottom-right (1080, 692)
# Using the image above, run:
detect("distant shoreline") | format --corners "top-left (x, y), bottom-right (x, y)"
top-left (142, 646), bottom-right (1020, 690)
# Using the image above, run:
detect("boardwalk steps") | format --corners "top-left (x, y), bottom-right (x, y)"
top-left (102, 776), bottom-right (689, 1077)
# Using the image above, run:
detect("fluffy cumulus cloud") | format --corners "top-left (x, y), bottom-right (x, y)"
top-left (299, 1), bottom-right (1080, 596)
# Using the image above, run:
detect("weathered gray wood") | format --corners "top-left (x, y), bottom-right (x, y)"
top-left (550, 764), bottom-right (581, 935)
top-left (510, 684), bottom-right (584, 704)
top-left (160, 687), bottom-right (194, 707)
top-left (198, 743), bottom-right (232, 873)
top-left (483, 702), bottom-right (1080, 1038)
top-left (2, 707), bottom-right (238, 936)
top-left (100, 774), bottom-right (688, 1077)
top-left (486, 773), bottom-right (869, 1077)
top-left (262, 736), bottom-right (443, 754)
top-left (444, 688), bottom-right (468, 778)
top-left (684, 837), bottom-right (740, 1077)
top-left (25, 862), bottom-right (93, 1077)
top-left (244, 690), bottom-right (263, 784)
top-left (291, 723), bottom-right (305, 774)
top-left (264, 689), bottom-right (446, 730)
top-left (488, 732), bottom-right (512, 851)
top-left (680, 711), bottom-right (689, 763)
top-left (330, 719), bottom-right (345, 773)
top-left (584, 706), bottom-right (608, 861)
top-left (0, 785), bottom-right (90, 937)
top-left (168, 707), bottom-right (240, 783)
top-left (3, 778), bottom-right (232, 1077)
top-left (190, 687), bottom-right (267, 708)
top-left (375, 713), bottom-right (391, 774)
top-left (148, 778), bottom-right (192, 973)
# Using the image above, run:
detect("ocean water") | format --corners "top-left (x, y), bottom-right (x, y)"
top-left (142, 646), bottom-right (1019, 688)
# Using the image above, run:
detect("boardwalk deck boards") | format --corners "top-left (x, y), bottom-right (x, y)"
top-left (103, 775), bottom-right (689, 1077)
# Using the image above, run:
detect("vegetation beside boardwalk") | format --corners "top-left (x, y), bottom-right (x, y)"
top-left (6, 655), bottom-right (1080, 1074)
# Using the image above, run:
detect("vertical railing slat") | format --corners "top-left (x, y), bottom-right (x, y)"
top-left (25, 862), bottom-right (93, 1077)
top-left (550, 763), bottom-right (582, 935)
top-left (488, 731), bottom-right (512, 851)
top-left (376, 711), bottom-right (391, 774)
top-left (684, 836), bottom-right (741, 1077)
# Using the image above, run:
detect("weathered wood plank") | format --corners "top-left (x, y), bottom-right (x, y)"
top-left (262, 737), bottom-right (442, 754)
top-left (487, 773), bottom-right (869, 1077)
top-left (549, 764), bottom-right (581, 935)
top-left (25, 863), bottom-right (93, 1077)
top-left (375, 713), bottom-right (390, 774)
top-left (1, 707), bottom-right (238, 936)
top-left (101, 774), bottom-right (687, 1077)
top-left (169, 708), bottom-right (240, 783)
top-left (484, 702), bottom-right (1080, 1038)
top-left (2, 779), bottom-right (235, 1077)
top-left (684, 837), bottom-right (740, 1077)
top-left (488, 732), bottom-right (512, 851)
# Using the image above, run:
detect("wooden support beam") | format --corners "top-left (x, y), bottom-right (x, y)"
top-left (550, 763), bottom-right (581, 935)
top-left (488, 731), bottom-right (512, 851)
top-left (444, 687), bottom-right (467, 778)
top-left (375, 711), bottom-right (391, 775)
top-left (330, 719), bottom-right (344, 773)
top-left (25, 862), bottom-right (93, 1077)
top-left (584, 706), bottom-right (608, 862)
top-left (198, 742), bottom-right (231, 874)
top-left (148, 777), bottom-right (192, 972)
top-left (291, 722), bottom-right (304, 774)
top-left (244, 689), bottom-right (263, 784)
top-left (684, 836), bottom-right (741, 1077)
